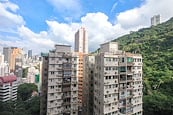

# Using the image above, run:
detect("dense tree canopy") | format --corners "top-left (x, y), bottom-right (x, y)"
top-left (114, 17), bottom-right (173, 114)
top-left (18, 83), bottom-right (38, 101)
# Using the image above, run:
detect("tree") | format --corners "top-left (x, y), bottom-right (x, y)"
top-left (18, 83), bottom-right (38, 101)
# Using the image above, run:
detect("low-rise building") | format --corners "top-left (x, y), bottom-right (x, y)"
top-left (0, 75), bottom-right (18, 102)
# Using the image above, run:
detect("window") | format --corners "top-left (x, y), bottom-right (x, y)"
top-left (50, 72), bottom-right (54, 75)
top-left (50, 86), bottom-right (54, 89)
top-left (112, 67), bottom-right (117, 70)
top-left (113, 76), bottom-right (117, 79)
top-left (127, 57), bottom-right (134, 62)
top-left (122, 58), bottom-right (124, 62)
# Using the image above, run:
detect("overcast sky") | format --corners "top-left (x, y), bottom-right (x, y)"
top-left (0, 0), bottom-right (173, 54)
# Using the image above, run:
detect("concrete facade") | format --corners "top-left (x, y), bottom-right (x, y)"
top-left (83, 42), bottom-right (143, 115)
top-left (41, 45), bottom-right (79, 115)
top-left (83, 54), bottom-right (95, 115)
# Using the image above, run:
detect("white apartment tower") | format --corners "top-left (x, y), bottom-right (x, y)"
top-left (0, 53), bottom-right (10, 76)
top-left (151, 15), bottom-right (160, 26)
top-left (85, 42), bottom-right (143, 115)
top-left (46, 45), bottom-right (79, 115)
top-left (75, 27), bottom-right (88, 54)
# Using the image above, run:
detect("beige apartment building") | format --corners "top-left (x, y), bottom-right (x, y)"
top-left (75, 52), bottom-right (84, 112)
top-left (41, 45), bottom-right (79, 115)
top-left (83, 42), bottom-right (143, 115)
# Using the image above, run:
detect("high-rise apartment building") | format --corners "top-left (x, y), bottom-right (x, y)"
top-left (151, 15), bottom-right (160, 26)
top-left (83, 42), bottom-right (143, 115)
top-left (74, 27), bottom-right (89, 113)
top-left (40, 53), bottom-right (49, 115)
top-left (83, 54), bottom-right (95, 115)
top-left (75, 27), bottom-right (88, 54)
top-left (0, 75), bottom-right (18, 102)
top-left (41, 45), bottom-right (79, 115)
top-left (75, 52), bottom-right (84, 114)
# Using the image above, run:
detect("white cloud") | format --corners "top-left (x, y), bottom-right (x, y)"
top-left (18, 26), bottom-right (55, 47)
top-left (0, 1), bottom-right (25, 31)
top-left (117, 0), bottom-right (173, 29)
top-left (0, 0), bottom-right (173, 54)
top-left (46, 20), bottom-right (80, 45)
top-left (42, 12), bottom-right (128, 51)
top-left (81, 12), bottom-right (127, 50)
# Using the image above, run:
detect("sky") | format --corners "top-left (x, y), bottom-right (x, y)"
top-left (0, 0), bottom-right (173, 54)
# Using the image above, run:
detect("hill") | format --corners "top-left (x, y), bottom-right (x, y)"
top-left (113, 17), bottom-right (173, 115)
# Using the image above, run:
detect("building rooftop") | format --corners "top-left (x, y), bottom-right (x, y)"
top-left (0, 75), bottom-right (17, 84)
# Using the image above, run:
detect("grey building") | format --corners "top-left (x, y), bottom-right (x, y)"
top-left (41, 45), bottom-right (79, 115)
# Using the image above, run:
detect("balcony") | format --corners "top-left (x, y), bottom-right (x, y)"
top-left (119, 86), bottom-right (126, 91)
top-left (119, 78), bottom-right (126, 83)
top-left (62, 87), bottom-right (71, 92)
top-left (119, 62), bottom-right (134, 67)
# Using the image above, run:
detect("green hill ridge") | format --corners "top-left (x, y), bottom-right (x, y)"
top-left (113, 17), bottom-right (173, 115)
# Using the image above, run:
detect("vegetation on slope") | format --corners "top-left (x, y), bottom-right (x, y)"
top-left (113, 17), bottom-right (173, 115)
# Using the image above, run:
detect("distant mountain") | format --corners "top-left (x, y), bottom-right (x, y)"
top-left (113, 17), bottom-right (173, 115)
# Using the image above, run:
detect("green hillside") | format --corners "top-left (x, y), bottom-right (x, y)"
top-left (113, 17), bottom-right (173, 115)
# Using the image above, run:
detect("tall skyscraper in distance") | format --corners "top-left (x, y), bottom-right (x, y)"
top-left (151, 15), bottom-right (160, 26)
top-left (0, 53), bottom-right (4, 64)
top-left (75, 27), bottom-right (88, 54)
top-left (10, 48), bottom-right (23, 72)
top-left (28, 50), bottom-right (32, 58)
top-left (3, 47), bottom-right (17, 64)
top-left (3, 47), bottom-right (23, 72)
top-left (0, 53), bottom-right (9, 76)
